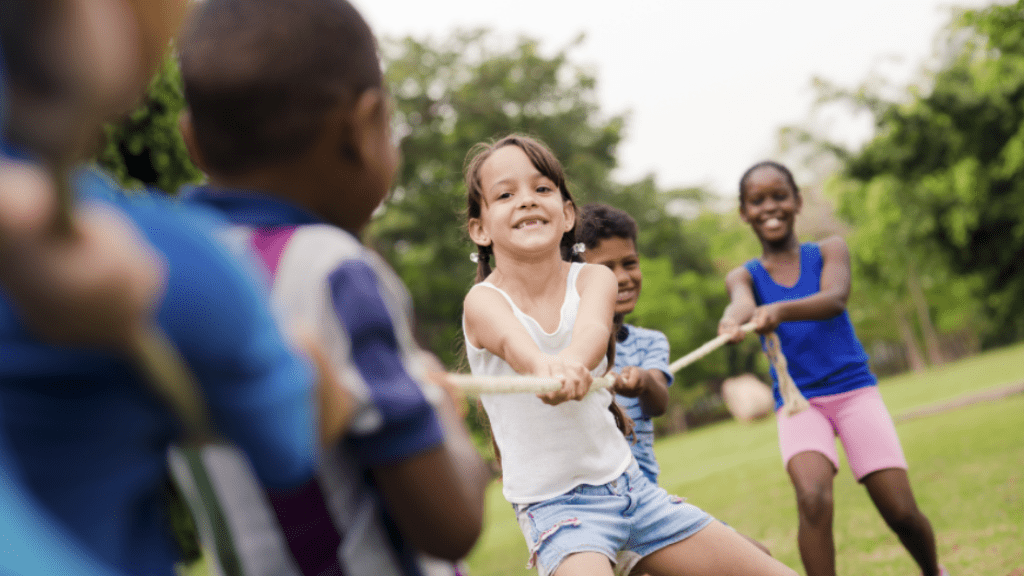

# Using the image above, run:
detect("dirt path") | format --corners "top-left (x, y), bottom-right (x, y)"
top-left (894, 380), bottom-right (1024, 422)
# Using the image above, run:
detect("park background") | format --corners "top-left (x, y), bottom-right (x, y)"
top-left (94, 0), bottom-right (1023, 573)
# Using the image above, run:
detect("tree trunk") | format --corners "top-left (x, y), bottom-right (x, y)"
top-left (897, 304), bottom-right (928, 372)
top-left (907, 261), bottom-right (946, 365)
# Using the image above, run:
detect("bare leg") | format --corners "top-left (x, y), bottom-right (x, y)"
top-left (553, 551), bottom-right (615, 576)
top-left (634, 521), bottom-right (797, 576)
top-left (862, 468), bottom-right (940, 576)
top-left (787, 451), bottom-right (837, 576)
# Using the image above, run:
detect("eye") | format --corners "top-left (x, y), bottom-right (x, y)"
top-left (536, 184), bottom-right (553, 193)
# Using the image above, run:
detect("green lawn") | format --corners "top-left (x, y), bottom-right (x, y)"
top-left (465, 342), bottom-right (1024, 576)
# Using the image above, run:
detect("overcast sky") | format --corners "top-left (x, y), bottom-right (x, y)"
top-left (352, 0), bottom-right (1003, 195)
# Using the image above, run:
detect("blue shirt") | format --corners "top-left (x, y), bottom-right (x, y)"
top-left (614, 324), bottom-right (673, 484)
top-left (745, 243), bottom-right (876, 409)
top-left (0, 167), bottom-right (318, 575)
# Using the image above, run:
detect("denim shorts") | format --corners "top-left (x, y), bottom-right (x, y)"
top-left (513, 459), bottom-right (714, 576)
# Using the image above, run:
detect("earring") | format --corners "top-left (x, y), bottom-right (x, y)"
top-left (469, 252), bottom-right (480, 263)
top-left (572, 243), bottom-right (586, 255)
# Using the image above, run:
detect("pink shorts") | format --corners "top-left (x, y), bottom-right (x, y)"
top-left (776, 386), bottom-right (907, 481)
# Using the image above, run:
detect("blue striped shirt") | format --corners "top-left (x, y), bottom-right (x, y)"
top-left (614, 324), bottom-right (673, 483)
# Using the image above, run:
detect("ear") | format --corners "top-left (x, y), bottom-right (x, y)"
top-left (562, 199), bottom-right (576, 232)
top-left (738, 200), bottom-right (751, 223)
top-left (178, 109), bottom-right (210, 175)
top-left (467, 217), bottom-right (491, 247)
top-left (344, 87), bottom-right (389, 166)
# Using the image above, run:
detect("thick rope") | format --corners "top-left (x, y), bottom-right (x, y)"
top-left (451, 321), bottom-right (810, 416)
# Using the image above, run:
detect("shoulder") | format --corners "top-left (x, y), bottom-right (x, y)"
top-left (815, 236), bottom-right (850, 262)
top-left (625, 324), bottom-right (669, 345)
top-left (724, 264), bottom-right (753, 287)
top-left (463, 282), bottom-right (511, 318)
top-left (576, 261), bottom-right (616, 291)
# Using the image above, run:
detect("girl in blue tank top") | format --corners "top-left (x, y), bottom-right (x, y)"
top-left (718, 161), bottom-right (948, 576)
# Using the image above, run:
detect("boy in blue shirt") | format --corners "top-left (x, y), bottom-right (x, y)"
top-left (0, 2), bottom-right (325, 573)
top-left (580, 202), bottom-right (772, 558)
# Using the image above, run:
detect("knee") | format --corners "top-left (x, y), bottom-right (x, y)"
top-left (794, 484), bottom-right (833, 523)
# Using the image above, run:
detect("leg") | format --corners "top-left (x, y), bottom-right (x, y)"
top-left (862, 468), bottom-right (940, 576)
top-left (787, 451), bottom-right (837, 576)
top-left (553, 551), bottom-right (614, 576)
top-left (633, 521), bottom-right (796, 576)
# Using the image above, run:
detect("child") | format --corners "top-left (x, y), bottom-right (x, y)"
top-left (177, 0), bottom-right (490, 573)
top-left (718, 160), bottom-right (946, 576)
top-left (462, 134), bottom-right (796, 576)
top-left (0, 2), bottom-right (324, 574)
top-left (580, 203), bottom-right (772, 559)
top-left (578, 203), bottom-right (671, 484)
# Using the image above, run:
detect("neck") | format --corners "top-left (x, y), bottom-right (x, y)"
top-left (489, 247), bottom-right (567, 296)
top-left (760, 233), bottom-right (800, 259)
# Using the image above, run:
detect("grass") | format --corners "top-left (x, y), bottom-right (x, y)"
top-left (464, 341), bottom-right (1024, 576)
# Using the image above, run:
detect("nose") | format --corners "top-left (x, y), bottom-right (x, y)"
top-left (519, 187), bottom-right (538, 208)
top-left (614, 265), bottom-right (630, 285)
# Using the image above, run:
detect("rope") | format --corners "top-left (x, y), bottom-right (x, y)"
top-left (450, 321), bottom-right (810, 416)
top-left (447, 373), bottom-right (615, 396)
top-left (762, 332), bottom-right (810, 416)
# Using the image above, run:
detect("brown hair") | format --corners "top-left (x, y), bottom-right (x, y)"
top-left (463, 134), bottom-right (583, 283)
top-left (462, 134), bottom-right (634, 449)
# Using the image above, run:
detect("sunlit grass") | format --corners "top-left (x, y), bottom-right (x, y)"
top-left (465, 342), bottom-right (1024, 575)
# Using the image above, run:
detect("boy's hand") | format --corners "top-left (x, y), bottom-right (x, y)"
top-left (418, 350), bottom-right (468, 419)
top-left (534, 355), bottom-right (592, 405)
top-left (611, 366), bottom-right (646, 397)
top-left (0, 160), bottom-right (166, 352)
top-left (290, 330), bottom-right (356, 448)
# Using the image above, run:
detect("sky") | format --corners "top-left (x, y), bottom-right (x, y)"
top-left (352, 0), bottom-right (1003, 195)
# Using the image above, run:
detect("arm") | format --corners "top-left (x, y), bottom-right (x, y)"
top-left (463, 276), bottom-right (601, 405)
top-left (330, 263), bottom-right (488, 560)
top-left (748, 237), bottom-right (851, 334)
top-left (613, 366), bottom-right (670, 417)
top-left (563, 263), bottom-right (617, 371)
top-left (718, 265), bottom-right (758, 342)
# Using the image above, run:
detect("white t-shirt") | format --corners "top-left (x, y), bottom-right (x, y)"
top-left (465, 262), bottom-right (633, 504)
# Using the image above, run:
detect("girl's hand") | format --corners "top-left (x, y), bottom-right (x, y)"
top-left (717, 317), bottom-right (747, 343)
top-left (534, 356), bottom-right (592, 405)
top-left (612, 366), bottom-right (645, 398)
top-left (751, 303), bottom-right (784, 334)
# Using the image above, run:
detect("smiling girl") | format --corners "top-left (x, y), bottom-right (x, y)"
top-left (718, 160), bottom-right (947, 576)
top-left (461, 135), bottom-right (797, 576)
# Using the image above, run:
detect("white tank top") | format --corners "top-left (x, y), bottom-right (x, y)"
top-left (464, 262), bottom-right (632, 504)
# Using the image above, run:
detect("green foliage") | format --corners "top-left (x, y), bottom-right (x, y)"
top-left (372, 30), bottom-right (723, 372)
top-left (823, 1), bottom-right (1024, 346)
top-left (96, 50), bottom-right (201, 194)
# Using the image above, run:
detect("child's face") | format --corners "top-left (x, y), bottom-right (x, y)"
top-left (586, 236), bottom-right (642, 316)
top-left (469, 145), bottom-right (574, 257)
top-left (740, 166), bottom-right (801, 244)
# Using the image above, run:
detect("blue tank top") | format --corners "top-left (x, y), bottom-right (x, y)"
top-left (745, 243), bottom-right (876, 408)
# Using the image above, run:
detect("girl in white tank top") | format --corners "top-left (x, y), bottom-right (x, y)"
top-left (461, 135), bottom-right (798, 576)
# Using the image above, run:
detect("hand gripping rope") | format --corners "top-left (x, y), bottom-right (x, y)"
top-left (452, 322), bottom-right (810, 416)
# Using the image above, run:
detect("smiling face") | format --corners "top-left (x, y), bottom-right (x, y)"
top-left (740, 165), bottom-right (802, 246)
top-left (586, 236), bottom-right (642, 316)
top-left (468, 144), bottom-right (575, 259)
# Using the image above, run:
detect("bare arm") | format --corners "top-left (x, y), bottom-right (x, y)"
top-left (464, 280), bottom-right (599, 405)
top-left (718, 265), bottom-right (758, 342)
top-left (748, 237), bottom-right (851, 334)
top-left (613, 366), bottom-right (670, 417)
top-left (563, 263), bottom-right (617, 371)
top-left (371, 375), bottom-right (490, 560)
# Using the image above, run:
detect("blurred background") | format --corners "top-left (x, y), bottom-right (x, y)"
top-left (98, 0), bottom-right (1023, 435)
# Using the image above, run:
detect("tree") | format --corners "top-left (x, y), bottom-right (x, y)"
top-left (96, 50), bottom-right (200, 194)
